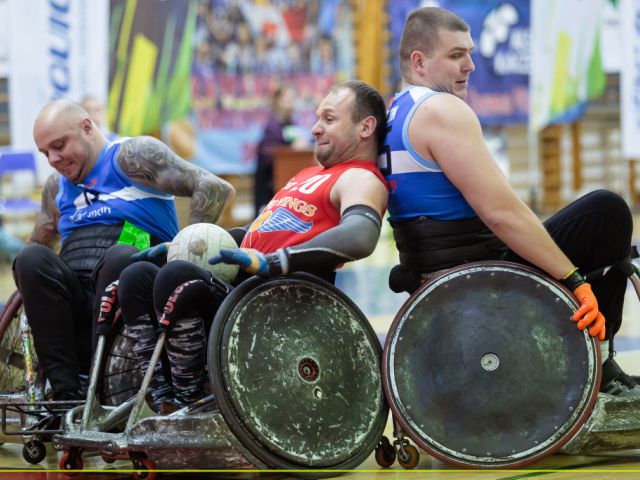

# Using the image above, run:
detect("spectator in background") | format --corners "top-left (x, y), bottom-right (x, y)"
top-left (253, 85), bottom-right (297, 217)
top-left (80, 95), bottom-right (118, 141)
top-left (310, 34), bottom-right (336, 75)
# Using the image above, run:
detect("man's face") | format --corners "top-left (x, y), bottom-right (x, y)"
top-left (34, 117), bottom-right (91, 183)
top-left (421, 29), bottom-right (475, 99)
top-left (311, 88), bottom-right (361, 167)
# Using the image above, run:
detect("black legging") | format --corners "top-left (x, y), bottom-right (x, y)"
top-left (504, 190), bottom-right (633, 340)
top-left (12, 243), bottom-right (139, 399)
top-left (118, 260), bottom-right (228, 407)
top-left (119, 260), bottom-right (226, 324)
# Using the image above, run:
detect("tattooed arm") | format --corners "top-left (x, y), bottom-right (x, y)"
top-left (28, 173), bottom-right (61, 248)
top-left (116, 136), bottom-right (235, 224)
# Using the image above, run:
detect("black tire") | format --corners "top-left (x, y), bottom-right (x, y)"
top-left (0, 291), bottom-right (44, 394)
top-left (383, 261), bottom-right (600, 468)
top-left (97, 324), bottom-right (143, 406)
top-left (0, 290), bottom-right (141, 407)
top-left (208, 273), bottom-right (388, 478)
top-left (22, 439), bottom-right (47, 464)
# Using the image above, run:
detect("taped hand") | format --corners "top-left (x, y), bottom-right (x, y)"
top-left (209, 248), bottom-right (270, 276)
top-left (131, 242), bottom-right (170, 261)
top-left (571, 283), bottom-right (606, 341)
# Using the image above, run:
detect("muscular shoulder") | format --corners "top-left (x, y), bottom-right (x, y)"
top-left (331, 165), bottom-right (387, 214)
top-left (112, 135), bottom-right (234, 222)
top-left (409, 93), bottom-right (482, 160)
top-left (336, 165), bottom-right (383, 185)
top-left (115, 136), bottom-right (173, 183)
top-left (414, 93), bottom-right (477, 128)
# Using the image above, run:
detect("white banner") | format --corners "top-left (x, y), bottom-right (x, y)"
top-left (8, 0), bottom-right (108, 182)
top-left (620, 0), bottom-right (640, 158)
top-left (529, 0), bottom-right (606, 133)
top-left (0, 0), bottom-right (8, 77)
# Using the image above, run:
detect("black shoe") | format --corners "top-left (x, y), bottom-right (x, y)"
top-left (600, 358), bottom-right (640, 397)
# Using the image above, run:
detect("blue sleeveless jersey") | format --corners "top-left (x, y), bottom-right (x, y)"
top-left (379, 85), bottom-right (476, 221)
top-left (56, 139), bottom-right (179, 244)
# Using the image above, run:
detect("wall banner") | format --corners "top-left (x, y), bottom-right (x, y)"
top-left (8, 0), bottom-right (109, 181)
top-left (529, 0), bottom-right (606, 133)
top-left (620, 0), bottom-right (640, 158)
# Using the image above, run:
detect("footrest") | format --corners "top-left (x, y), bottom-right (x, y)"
top-left (0, 399), bottom-right (84, 436)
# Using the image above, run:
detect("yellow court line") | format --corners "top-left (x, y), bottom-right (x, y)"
top-left (3, 468), bottom-right (640, 473)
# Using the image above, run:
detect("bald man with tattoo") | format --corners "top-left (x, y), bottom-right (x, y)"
top-left (12, 99), bottom-right (234, 400)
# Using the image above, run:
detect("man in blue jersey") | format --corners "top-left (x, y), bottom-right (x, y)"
top-left (382, 7), bottom-right (637, 396)
top-left (12, 99), bottom-right (234, 400)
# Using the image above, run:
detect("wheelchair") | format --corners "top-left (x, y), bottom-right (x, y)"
top-left (375, 257), bottom-right (640, 469)
top-left (54, 272), bottom-right (389, 479)
top-left (0, 289), bottom-right (142, 464)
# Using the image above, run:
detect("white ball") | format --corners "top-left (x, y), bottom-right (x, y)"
top-left (167, 223), bottom-right (239, 283)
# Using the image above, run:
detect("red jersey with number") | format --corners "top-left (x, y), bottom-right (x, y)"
top-left (241, 160), bottom-right (386, 253)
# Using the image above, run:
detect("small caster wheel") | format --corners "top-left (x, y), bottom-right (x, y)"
top-left (23, 439), bottom-right (47, 464)
top-left (398, 444), bottom-right (419, 469)
top-left (375, 436), bottom-right (396, 467)
top-left (132, 457), bottom-right (157, 480)
top-left (59, 450), bottom-right (84, 477)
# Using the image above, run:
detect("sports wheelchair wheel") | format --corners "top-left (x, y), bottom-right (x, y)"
top-left (383, 261), bottom-right (600, 468)
top-left (0, 291), bottom-right (141, 405)
top-left (208, 273), bottom-right (388, 476)
top-left (0, 291), bottom-right (42, 394)
top-left (98, 325), bottom-right (142, 406)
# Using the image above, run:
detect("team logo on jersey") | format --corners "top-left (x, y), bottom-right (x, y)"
top-left (249, 209), bottom-right (273, 232)
top-left (253, 207), bottom-right (312, 234)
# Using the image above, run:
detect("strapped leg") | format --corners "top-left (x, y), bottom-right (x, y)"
top-left (165, 317), bottom-right (208, 406)
top-left (124, 313), bottom-right (173, 411)
top-left (119, 261), bottom-right (174, 412)
top-left (153, 261), bottom-right (230, 407)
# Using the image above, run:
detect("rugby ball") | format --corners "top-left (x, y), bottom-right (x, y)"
top-left (167, 223), bottom-right (239, 283)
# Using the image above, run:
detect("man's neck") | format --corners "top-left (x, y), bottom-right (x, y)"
top-left (82, 137), bottom-right (108, 180)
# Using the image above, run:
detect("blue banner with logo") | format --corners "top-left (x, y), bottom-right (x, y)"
top-left (388, 0), bottom-right (529, 125)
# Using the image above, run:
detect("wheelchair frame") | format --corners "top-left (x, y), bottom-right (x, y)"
top-left (0, 290), bottom-right (141, 465)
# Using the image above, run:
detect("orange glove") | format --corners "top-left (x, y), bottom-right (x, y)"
top-left (571, 283), bottom-right (606, 340)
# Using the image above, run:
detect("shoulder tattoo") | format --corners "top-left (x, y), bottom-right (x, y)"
top-left (118, 136), bottom-right (233, 223)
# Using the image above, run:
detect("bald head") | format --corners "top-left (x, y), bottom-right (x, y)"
top-left (34, 99), bottom-right (107, 183)
top-left (34, 99), bottom-right (90, 135)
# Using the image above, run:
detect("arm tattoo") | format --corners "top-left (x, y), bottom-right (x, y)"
top-left (28, 173), bottom-right (60, 248)
top-left (117, 136), bottom-right (234, 223)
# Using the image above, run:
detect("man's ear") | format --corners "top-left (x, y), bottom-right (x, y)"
top-left (80, 117), bottom-right (93, 134)
top-left (359, 116), bottom-right (376, 140)
top-left (410, 50), bottom-right (424, 72)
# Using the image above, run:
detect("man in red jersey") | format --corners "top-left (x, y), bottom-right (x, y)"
top-left (117, 80), bottom-right (388, 412)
